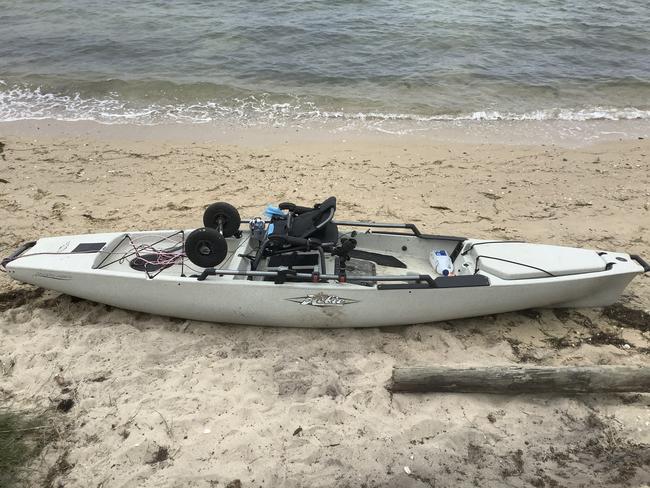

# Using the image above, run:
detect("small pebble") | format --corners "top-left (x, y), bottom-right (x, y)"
top-left (404, 466), bottom-right (412, 475)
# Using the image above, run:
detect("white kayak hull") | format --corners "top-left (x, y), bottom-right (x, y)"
top-left (3, 228), bottom-right (646, 328)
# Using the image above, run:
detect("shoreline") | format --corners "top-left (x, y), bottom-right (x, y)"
top-left (1, 117), bottom-right (649, 148)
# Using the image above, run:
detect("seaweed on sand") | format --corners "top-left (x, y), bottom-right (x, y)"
top-left (0, 408), bottom-right (57, 487)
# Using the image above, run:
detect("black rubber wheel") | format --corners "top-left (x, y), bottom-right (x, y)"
top-left (185, 228), bottom-right (228, 268)
top-left (203, 202), bottom-right (241, 237)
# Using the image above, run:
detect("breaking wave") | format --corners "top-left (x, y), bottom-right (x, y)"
top-left (1, 82), bottom-right (649, 126)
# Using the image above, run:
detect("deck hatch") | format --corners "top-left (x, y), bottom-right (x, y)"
top-left (72, 242), bottom-right (106, 253)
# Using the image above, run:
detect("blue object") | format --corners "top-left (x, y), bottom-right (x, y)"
top-left (264, 205), bottom-right (285, 217)
top-left (435, 250), bottom-right (448, 257)
top-left (267, 223), bottom-right (275, 235)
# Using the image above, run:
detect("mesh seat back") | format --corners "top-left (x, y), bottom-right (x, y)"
top-left (289, 196), bottom-right (337, 239)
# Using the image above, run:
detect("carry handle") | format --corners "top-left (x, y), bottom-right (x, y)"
top-left (1, 241), bottom-right (36, 269)
top-left (630, 254), bottom-right (650, 273)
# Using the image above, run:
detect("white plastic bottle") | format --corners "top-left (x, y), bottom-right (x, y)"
top-left (430, 249), bottom-right (453, 276)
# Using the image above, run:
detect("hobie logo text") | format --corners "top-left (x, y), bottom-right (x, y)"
top-left (287, 293), bottom-right (359, 307)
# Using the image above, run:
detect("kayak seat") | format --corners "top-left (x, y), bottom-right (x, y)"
top-left (267, 196), bottom-right (338, 245)
top-left (251, 197), bottom-right (339, 271)
top-left (280, 196), bottom-right (338, 241)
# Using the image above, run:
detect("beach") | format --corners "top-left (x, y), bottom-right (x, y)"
top-left (2, 0), bottom-right (650, 484)
top-left (1, 119), bottom-right (649, 486)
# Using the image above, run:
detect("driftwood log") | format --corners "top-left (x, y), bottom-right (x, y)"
top-left (389, 366), bottom-right (650, 393)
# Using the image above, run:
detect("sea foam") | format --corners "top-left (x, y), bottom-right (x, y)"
top-left (1, 82), bottom-right (649, 128)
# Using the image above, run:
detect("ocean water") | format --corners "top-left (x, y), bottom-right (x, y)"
top-left (0, 0), bottom-right (649, 126)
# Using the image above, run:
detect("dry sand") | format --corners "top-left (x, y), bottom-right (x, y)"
top-left (0, 120), bottom-right (649, 487)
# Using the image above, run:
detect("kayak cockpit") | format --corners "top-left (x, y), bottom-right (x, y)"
top-left (92, 226), bottom-right (467, 286)
top-left (79, 195), bottom-right (646, 289)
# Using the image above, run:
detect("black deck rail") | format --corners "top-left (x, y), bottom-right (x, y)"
top-left (194, 267), bottom-right (489, 289)
top-left (241, 219), bottom-right (466, 242)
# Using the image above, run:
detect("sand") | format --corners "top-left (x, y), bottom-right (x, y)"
top-left (0, 120), bottom-right (649, 487)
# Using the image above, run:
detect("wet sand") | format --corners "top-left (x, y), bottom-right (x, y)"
top-left (0, 120), bottom-right (649, 487)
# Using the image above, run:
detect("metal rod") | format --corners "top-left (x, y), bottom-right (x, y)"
top-left (198, 267), bottom-right (425, 282)
top-left (241, 219), bottom-right (412, 229)
top-left (239, 219), bottom-right (464, 242)
top-left (332, 220), bottom-right (410, 229)
top-left (317, 246), bottom-right (326, 274)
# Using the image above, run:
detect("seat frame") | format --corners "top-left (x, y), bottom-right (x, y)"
top-left (250, 197), bottom-right (339, 272)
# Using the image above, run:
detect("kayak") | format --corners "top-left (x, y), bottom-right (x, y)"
top-left (2, 197), bottom-right (648, 327)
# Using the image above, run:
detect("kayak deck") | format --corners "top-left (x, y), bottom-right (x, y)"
top-left (91, 229), bottom-right (456, 283)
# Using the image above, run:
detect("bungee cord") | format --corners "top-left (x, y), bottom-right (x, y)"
top-left (2, 230), bottom-right (250, 279)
